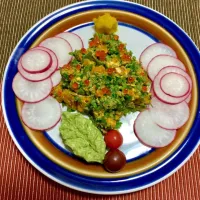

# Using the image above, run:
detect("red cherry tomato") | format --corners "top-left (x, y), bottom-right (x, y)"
top-left (103, 149), bottom-right (126, 172)
top-left (104, 130), bottom-right (123, 149)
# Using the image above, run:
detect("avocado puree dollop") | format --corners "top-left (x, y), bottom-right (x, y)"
top-left (59, 111), bottom-right (106, 163)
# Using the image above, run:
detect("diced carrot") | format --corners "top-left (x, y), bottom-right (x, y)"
top-left (84, 80), bottom-right (90, 86)
top-left (114, 35), bottom-right (119, 40)
top-left (69, 74), bottom-right (74, 81)
top-left (76, 64), bottom-right (81, 70)
top-left (122, 54), bottom-right (131, 61)
top-left (128, 77), bottom-right (135, 83)
top-left (81, 48), bottom-right (87, 54)
top-left (72, 82), bottom-right (79, 90)
top-left (123, 89), bottom-right (128, 94)
top-left (142, 86), bottom-right (148, 92)
top-left (107, 68), bottom-right (116, 75)
top-left (102, 87), bottom-right (110, 95)
top-left (63, 64), bottom-right (71, 69)
top-left (95, 50), bottom-right (107, 61)
top-left (118, 44), bottom-right (125, 51)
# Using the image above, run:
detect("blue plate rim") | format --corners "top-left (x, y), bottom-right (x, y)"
top-left (1, 0), bottom-right (200, 195)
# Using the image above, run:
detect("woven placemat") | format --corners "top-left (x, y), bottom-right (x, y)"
top-left (0, 0), bottom-right (199, 199)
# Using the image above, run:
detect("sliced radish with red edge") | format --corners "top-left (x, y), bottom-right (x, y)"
top-left (21, 49), bottom-right (52, 73)
top-left (22, 96), bottom-right (61, 130)
top-left (185, 94), bottom-right (191, 103)
top-left (160, 72), bottom-right (190, 97)
top-left (139, 43), bottom-right (177, 70)
top-left (153, 66), bottom-right (192, 104)
top-left (51, 70), bottom-right (61, 87)
top-left (134, 110), bottom-right (176, 148)
top-left (149, 96), bottom-right (190, 130)
top-left (12, 73), bottom-right (52, 103)
top-left (57, 32), bottom-right (83, 51)
top-left (147, 55), bottom-right (186, 80)
top-left (18, 47), bottom-right (58, 81)
top-left (39, 37), bottom-right (72, 68)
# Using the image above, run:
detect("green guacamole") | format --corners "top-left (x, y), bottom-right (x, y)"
top-left (52, 33), bottom-right (151, 131)
top-left (60, 111), bottom-right (106, 163)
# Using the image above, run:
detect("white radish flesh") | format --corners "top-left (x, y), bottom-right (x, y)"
top-left (21, 49), bottom-right (51, 73)
top-left (51, 70), bottom-right (61, 87)
top-left (12, 73), bottom-right (52, 103)
top-left (39, 37), bottom-right (72, 68)
top-left (57, 32), bottom-right (83, 51)
top-left (149, 96), bottom-right (190, 130)
top-left (18, 47), bottom-right (58, 81)
top-left (153, 66), bottom-right (192, 104)
top-left (134, 110), bottom-right (176, 148)
top-left (147, 55), bottom-right (186, 80)
top-left (139, 43), bottom-right (177, 70)
top-left (160, 73), bottom-right (190, 97)
top-left (22, 96), bottom-right (61, 130)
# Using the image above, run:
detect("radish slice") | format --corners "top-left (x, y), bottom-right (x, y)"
top-left (18, 47), bottom-right (58, 82)
top-left (134, 110), bottom-right (176, 148)
top-left (39, 37), bottom-right (72, 68)
top-left (185, 93), bottom-right (191, 103)
top-left (12, 73), bottom-right (52, 103)
top-left (147, 55), bottom-right (186, 80)
top-left (21, 49), bottom-right (51, 73)
top-left (149, 96), bottom-right (190, 129)
top-left (139, 43), bottom-right (177, 70)
top-left (153, 66), bottom-right (192, 104)
top-left (51, 70), bottom-right (61, 87)
top-left (160, 72), bottom-right (190, 97)
top-left (57, 32), bottom-right (83, 51)
top-left (21, 96), bottom-right (61, 130)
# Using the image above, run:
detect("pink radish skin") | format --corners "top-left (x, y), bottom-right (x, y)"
top-left (147, 55), bottom-right (186, 80)
top-left (12, 73), bottom-right (52, 103)
top-left (139, 43), bottom-right (177, 70)
top-left (134, 110), bottom-right (176, 148)
top-left (160, 72), bottom-right (190, 98)
top-left (39, 37), bottom-right (72, 68)
top-left (21, 49), bottom-right (52, 74)
top-left (18, 47), bottom-right (58, 82)
top-left (149, 96), bottom-right (190, 130)
top-left (51, 70), bottom-right (62, 87)
top-left (57, 32), bottom-right (84, 51)
top-left (153, 66), bottom-right (192, 104)
top-left (21, 96), bottom-right (61, 131)
top-left (185, 94), bottom-right (191, 103)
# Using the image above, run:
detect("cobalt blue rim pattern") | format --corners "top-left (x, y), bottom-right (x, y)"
top-left (2, 0), bottom-right (200, 194)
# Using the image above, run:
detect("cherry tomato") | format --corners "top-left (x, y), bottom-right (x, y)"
top-left (103, 149), bottom-right (126, 172)
top-left (104, 130), bottom-right (123, 149)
